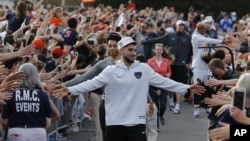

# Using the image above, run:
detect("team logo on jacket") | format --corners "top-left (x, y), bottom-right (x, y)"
top-left (134, 72), bottom-right (142, 79)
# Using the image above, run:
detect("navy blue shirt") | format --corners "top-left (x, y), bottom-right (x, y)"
top-left (2, 88), bottom-right (51, 128)
top-left (6, 12), bottom-right (26, 32)
top-left (61, 28), bottom-right (78, 46)
top-left (217, 107), bottom-right (250, 127)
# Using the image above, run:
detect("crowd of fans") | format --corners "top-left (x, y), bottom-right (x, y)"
top-left (0, 0), bottom-right (249, 141)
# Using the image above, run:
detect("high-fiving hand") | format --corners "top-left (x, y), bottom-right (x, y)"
top-left (51, 84), bottom-right (69, 99)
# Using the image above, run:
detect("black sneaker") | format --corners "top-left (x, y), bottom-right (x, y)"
top-left (157, 127), bottom-right (160, 132)
top-left (160, 117), bottom-right (165, 125)
top-left (169, 105), bottom-right (175, 111)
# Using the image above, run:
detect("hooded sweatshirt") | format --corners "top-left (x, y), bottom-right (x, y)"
top-left (68, 60), bottom-right (190, 126)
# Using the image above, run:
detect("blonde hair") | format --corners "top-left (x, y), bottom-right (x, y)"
top-left (235, 73), bottom-right (250, 98)
top-left (51, 7), bottom-right (63, 18)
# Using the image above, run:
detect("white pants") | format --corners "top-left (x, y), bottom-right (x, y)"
top-left (146, 103), bottom-right (158, 141)
top-left (7, 128), bottom-right (46, 141)
top-left (89, 92), bottom-right (103, 141)
top-left (193, 68), bottom-right (209, 84)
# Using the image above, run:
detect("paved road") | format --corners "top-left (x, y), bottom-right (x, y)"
top-left (53, 101), bottom-right (209, 141)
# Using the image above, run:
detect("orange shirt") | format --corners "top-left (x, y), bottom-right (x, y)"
top-left (147, 57), bottom-right (171, 77)
top-left (128, 3), bottom-right (136, 10)
top-left (49, 17), bottom-right (62, 27)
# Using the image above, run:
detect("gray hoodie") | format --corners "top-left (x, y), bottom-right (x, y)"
top-left (65, 57), bottom-right (115, 87)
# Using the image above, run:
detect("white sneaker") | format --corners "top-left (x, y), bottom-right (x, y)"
top-left (193, 107), bottom-right (200, 118)
top-left (173, 108), bottom-right (180, 114)
top-left (57, 133), bottom-right (67, 140)
top-left (69, 123), bottom-right (79, 132)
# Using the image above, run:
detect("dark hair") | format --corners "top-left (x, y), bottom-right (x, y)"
top-left (68, 18), bottom-right (78, 28)
top-left (107, 32), bottom-right (121, 42)
top-left (40, 47), bottom-right (48, 58)
top-left (136, 54), bottom-right (146, 63)
top-left (76, 54), bottom-right (85, 65)
top-left (212, 49), bottom-right (225, 60)
top-left (15, 1), bottom-right (27, 19)
top-left (208, 58), bottom-right (225, 72)
top-left (4, 57), bottom-right (22, 70)
top-left (4, 34), bottom-right (15, 45)
top-left (97, 44), bottom-right (106, 60)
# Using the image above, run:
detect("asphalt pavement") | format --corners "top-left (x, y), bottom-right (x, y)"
top-left (54, 101), bottom-right (209, 141)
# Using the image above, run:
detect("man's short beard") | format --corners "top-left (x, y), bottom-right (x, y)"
top-left (124, 56), bottom-right (134, 64)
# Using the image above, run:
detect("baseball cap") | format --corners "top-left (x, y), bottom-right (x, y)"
top-left (165, 27), bottom-right (175, 33)
top-left (118, 37), bottom-right (136, 49)
top-left (203, 16), bottom-right (214, 23)
top-left (176, 20), bottom-right (185, 26)
top-left (235, 40), bottom-right (249, 54)
top-left (92, 23), bottom-right (106, 32)
top-left (155, 43), bottom-right (163, 47)
top-left (32, 38), bottom-right (44, 49)
top-left (239, 19), bottom-right (246, 24)
top-left (37, 54), bottom-right (47, 64)
top-left (52, 46), bottom-right (67, 58)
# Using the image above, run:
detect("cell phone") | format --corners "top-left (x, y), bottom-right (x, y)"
top-left (78, 36), bottom-right (83, 41)
top-left (75, 52), bottom-right (78, 56)
top-left (53, 27), bottom-right (58, 34)
top-left (25, 17), bottom-right (30, 25)
top-left (5, 42), bottom-right (10, 48)
top-left (22, 39), bottom-right (26, 47)
top-left (87, 40), bottom-right (94, 45)
top-left (233, 88), bottom-right (246, 110)
top-left (57, 66), bottom-right (62, 72)
top-left (58, 26), bottom-right (63, 33)
top-left (86, 17), bottom-right (91, 23)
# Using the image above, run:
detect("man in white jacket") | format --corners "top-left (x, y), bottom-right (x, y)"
top-left (191, 22), bottom-right (224, 118)
top-left (53, 37), bottom-right (205, 141)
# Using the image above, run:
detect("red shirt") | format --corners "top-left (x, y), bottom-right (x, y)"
top-left (147, 57), bottom-right (172, 77)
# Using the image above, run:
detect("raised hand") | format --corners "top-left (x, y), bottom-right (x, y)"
top-left (209, 122), bottom-right (230, 141)
top-left (18, 44), bottom-right (32, 56)
top-left (0, 80), bottom-right (20, 92)
top-left (51, 84), bottom-right (69, 99)
top-left (0, 92), bottom-right (13, 102)
top-left (189, 84), bottom-right (206, 95)
top-left (207, 79), bottom-right (221, 87)
top-left (3, 72), bottom-right (26, 83)
top-left (230, 106), bottom-right (250, 125)
top-left (215, 104), bottom-right (230, 117)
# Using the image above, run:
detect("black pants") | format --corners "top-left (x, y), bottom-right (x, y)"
top-left (193, 94), bottom-right (204, 105)
top-left (106, 124), bottom-right (147, 141)
top-left (99, 99), bottom-right (106, 141)
top-left (149, 86), bottom-right (167, 127)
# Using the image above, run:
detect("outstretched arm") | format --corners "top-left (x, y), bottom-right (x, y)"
top-left (65, 59), bottom-right (111, 86)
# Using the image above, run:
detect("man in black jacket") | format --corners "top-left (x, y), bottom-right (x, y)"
top-left (142, 20), bottom-right (193, 114)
